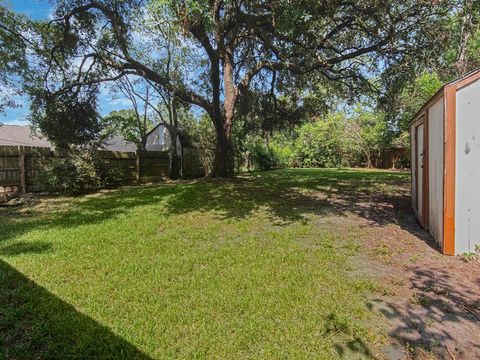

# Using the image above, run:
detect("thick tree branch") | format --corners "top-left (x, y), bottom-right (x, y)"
top-left (50, 2), bottom-right (213, 113)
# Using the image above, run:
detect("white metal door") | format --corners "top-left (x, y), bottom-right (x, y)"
top-left (417, 124), bottom-right (424, 216)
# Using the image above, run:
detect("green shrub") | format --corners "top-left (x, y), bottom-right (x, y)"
top-left (270, 135), bottom-right (297, 168)
top-left (38, 149), bottom-right (121, 195)
top-left (249, 143), bottom-right (280, 171)
top-left (294, 114), bottom-right (348, 168)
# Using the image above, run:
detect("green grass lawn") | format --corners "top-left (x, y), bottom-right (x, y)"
top-left (0, 168), bottom-right (410, 359)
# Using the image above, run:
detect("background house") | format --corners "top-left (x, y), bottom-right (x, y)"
top-left (0, 124), bottom-right (137, 152)
top-left (0, 124), bottom-right (205, 193)
top-left (145, 123), bottom-right (182, 154)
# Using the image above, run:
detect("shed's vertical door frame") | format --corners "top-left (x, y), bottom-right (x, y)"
top-left (414, 117), bottom-right (429, 229)
top-left (413, 124), bottom-right (419, 211)
top-left (411, 124), bottom-right (417, 210)
top-left (422, 112), bottom-right (430, 229)
top-left (443, 85), bottom-right (456, 255)
top-left (415, 121), bottom-right (425, 223)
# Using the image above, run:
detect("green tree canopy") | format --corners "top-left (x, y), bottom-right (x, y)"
top-left (29, 88), bottom-right (103, 149)
top-left (26, 0), bottom-right (455, 177)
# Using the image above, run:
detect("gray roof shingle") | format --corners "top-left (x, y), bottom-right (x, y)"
top-left (0, 124), bottom-right (137, 152)
top-left (0, 124), bottom-right (52, 147)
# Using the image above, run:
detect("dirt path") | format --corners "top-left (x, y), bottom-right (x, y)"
top-left (341, 190), bottom-right (480, 359)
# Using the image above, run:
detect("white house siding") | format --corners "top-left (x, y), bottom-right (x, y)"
top-left (146, 124), bottom-right (169, 151)
top-left (428, 98), bottom-right (444, 247)
top-left (455, 79), bottom-right (480, 254)
top-left (145, 124), bottom-right (182, 154)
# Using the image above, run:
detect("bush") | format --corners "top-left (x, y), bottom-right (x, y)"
top-left (294, 114), bottom-right (348, 168)
top-left (270, 134), bottom-right (296, 168)
top-left (249, 142), bottom-right (280, 171)
top-left (181, 113), bottom-right (216, 174)
top-left (38, 148), bottom-right (121, 195)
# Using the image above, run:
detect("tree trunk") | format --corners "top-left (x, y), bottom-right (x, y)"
top-left (170, 152), bottom-right (181, 179)
top-left (169, 97), bottom-right (181, 179)
top-left (210, 47), bottom-right (236, 178)
top-left (211, 117), bottom-right (234, 177)
top-left (365, 151), bottom-right (373, 168)
top-left (456, 0), bottom-right (473, 75)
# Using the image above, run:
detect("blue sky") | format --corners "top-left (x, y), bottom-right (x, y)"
top-left (2, 0), bottom-right (132, 125)
top-left (7, 0), bottom-right (51, 19)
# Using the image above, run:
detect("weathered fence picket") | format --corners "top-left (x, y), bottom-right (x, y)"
top-left (0, 145), bottom-right (183, 192)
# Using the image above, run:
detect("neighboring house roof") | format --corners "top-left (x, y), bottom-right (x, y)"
top-left (0, 124), bottom-right (137, 152)
top-left (0, 124), bottom-right (52, 147)
top-left (146, 123), bottom-right (185, 145)
top-left (103, 135), bottom-right (137, 152)
top-left (409, 67), bottom-right (480, 126)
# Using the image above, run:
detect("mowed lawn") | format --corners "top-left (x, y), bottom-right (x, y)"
top-left (0, 169), bottom-right (410, 359)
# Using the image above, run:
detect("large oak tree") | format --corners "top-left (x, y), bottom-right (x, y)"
top-left (38, 0), bottom-right (453, 177)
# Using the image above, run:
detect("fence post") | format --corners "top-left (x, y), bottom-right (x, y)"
top-left (136, 151), bottom-right (141, 185)
top-left (19, 151), bottom-right (26, 194)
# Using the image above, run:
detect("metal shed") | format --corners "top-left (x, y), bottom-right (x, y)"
top-left (410, 68), bottom-right (480, 255)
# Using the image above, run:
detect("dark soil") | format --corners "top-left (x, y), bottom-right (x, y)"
top-left (339, 187), bottom-right (480, 360)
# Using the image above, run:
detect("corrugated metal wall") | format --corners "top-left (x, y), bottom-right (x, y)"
top-left (428, 98), bottom-right (445, 247)
top-left (456, 79), bottom-right (480, 253)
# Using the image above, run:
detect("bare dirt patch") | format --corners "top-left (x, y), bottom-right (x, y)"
top-left (335, 187), bottom-right (480, 359)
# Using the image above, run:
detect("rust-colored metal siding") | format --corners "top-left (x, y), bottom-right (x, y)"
top-left (443, 85), bottom-right (456, 255)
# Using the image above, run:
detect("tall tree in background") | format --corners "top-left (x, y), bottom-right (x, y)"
top-left (381, 0), bottom-right (480, 134)
top-left (0, 4), bottom-right (33, 114)
top-left (143, 80), bottom-right (183, 179)
top-left (107, 76), bottom-right (187, 179)
top-left (30, 87), bottom-right (104, 149)
top-left (445, 0), bottom-right (480, 77)
top-left (104, 77), bottom-right (153, 152)
top-left (344, 107), bottom-right (389, 168)
top-left (36, 0), bottom-right (453, 177)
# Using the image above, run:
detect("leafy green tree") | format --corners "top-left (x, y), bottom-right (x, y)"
top-left (445, 0), bottom-right (480, 76)
top-left (262, 107), bottom-right (391, 169)
top-left (246, 140), bottom-right (279, 171)
top-left (294, 113), bottom-right (348, 168)
top-left (394, 73), bottom-right (443, 132)
top-left (103, 109), bottom-right (154, 152)
top-left (29, 88), bottom-right (104, 149)
top-left (381, 0), bottom-right (480, 133)
top-left (181, 112), bottom-right (216, 174)
top-left (344, 107), bottom-right (389, 168)
top-left (34, 0), bottom-right (452, 177)
top-left (269, 133), bottom-right (297, 168)
top-left (104, 76), bottom-right (158, 153)
top-left (0, 3), bottom-right (32, 113)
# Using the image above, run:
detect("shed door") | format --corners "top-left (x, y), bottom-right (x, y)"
top-left (416, 124), bottom-right (424, 217)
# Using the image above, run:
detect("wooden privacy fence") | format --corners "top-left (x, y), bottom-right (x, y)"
top-left (379, 147), bottom-right (410, 169)
top-left (0, 145), bottom-right (172, 193)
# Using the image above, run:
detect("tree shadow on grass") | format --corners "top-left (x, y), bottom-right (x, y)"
top-left (0, 168), bottom-right (419, 246)
top-left (0, 259), bottom-right (151, 359)
top-left (160, 169), bottom-right (413, 224)
top-left (323, 312), bottom-right (379, 359)
top-left (370, 267), bottom-right (480, 359)
top-left (0, 169), bottom-right (424, 359)
top-left (333, 338), bottom-right (377, 359)
top-left (0, 184), bottom-right (180, 245)
top-left (0, 241), bottom-right (52, 256)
